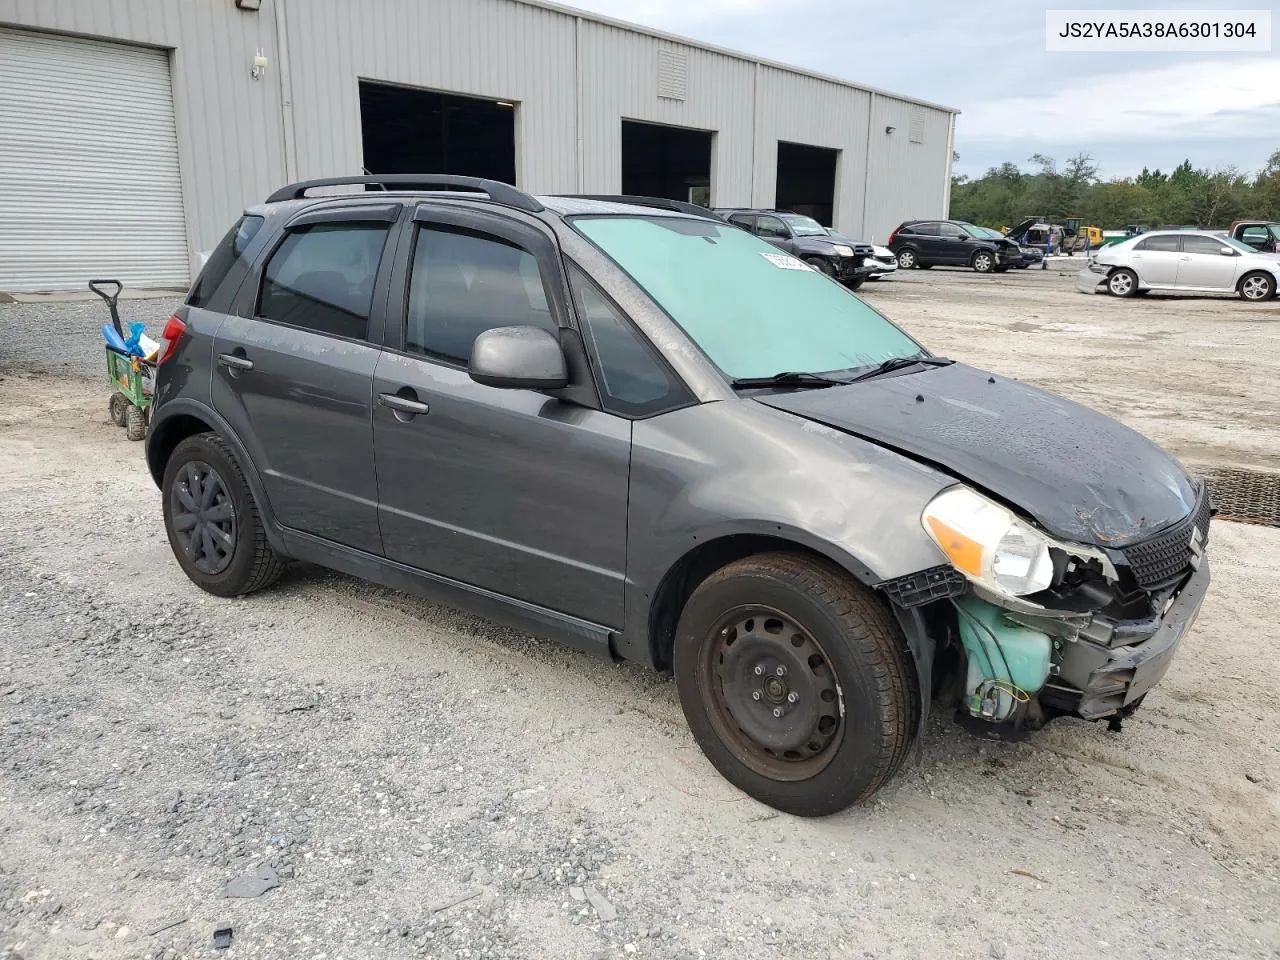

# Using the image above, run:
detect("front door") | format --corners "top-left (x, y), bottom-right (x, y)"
top-left (754, 215), bottom-right (797, 256)
top-left (1176, 234), bottom-right (1242, 290)
top-left (211, 208), bottom-right (400, 554)
top-left (1129, 234), bottom-right (1181, 286)
top-left (371, 205), bottom-right (631, 628)
top-left (935, 222), bottom-right (971, 264)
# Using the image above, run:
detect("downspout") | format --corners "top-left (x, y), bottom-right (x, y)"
top-left (942, 111), bottom-right (957, 218)
top-left (575, 16), bottom-right (584, 191)
top-left (860, 92), bottom-right (874, 240)
top-left (273, 0), bottom-right (298, 182)
top-left (750, 60), bottom-right (759, 206)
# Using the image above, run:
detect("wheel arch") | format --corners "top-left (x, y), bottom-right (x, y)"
top-left (645, 531), bottom-right (882, 672)
top-left (1238, 269), bottom-right (1277, 299)
top-left (146, 399), bottom-right (289, 555)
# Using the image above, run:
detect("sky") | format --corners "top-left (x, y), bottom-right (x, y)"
top-left (561, 0), bottom-right (1280, 181)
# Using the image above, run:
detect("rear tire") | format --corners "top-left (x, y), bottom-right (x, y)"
top-left (673, 552), bottom-right (918, 817)
top-left (1107, 268), bottom-right (1139, 298)
top-left (1238, 271), bottom-right (1276, 302)
top-left (162, 433), bottom-right (285, 597)
top-left (896, 248), bottom-right (917, 270)
top-left (124, 404), bottom-right (147, 441)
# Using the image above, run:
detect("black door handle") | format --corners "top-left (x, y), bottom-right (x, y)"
top-left (218, 353), bottom-right (254, 372)
top-left (378, 392), bottom-right (430, 417)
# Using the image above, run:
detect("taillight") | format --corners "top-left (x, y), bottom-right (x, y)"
top-left (887, 224), bottom-right (902, 246)
top-left (157, 315), bottom-right (187, 365)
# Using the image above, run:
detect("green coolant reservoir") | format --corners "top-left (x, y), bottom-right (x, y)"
top-left (954, 595), bottom-right (1053, 721)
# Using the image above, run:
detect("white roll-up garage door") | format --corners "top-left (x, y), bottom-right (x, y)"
top-left (0, 28), bottom-right (189, 292)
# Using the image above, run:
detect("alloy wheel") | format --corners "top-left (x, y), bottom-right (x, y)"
top-left (169, 460), bottom-right (237, 575)
top-left (697, 606), bottom-right (844, 781)
top-left (1109, 271), bottom-right (1134, 296)
top-left (1241, 275), bottom-right (1272, 301)
top-left (897, 249), bottom-right (916, 269)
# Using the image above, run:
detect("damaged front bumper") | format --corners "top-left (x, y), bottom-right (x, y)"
top-left (1039, 559), bottom-right (1210, 719)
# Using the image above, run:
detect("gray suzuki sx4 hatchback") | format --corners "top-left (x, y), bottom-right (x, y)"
top-left (147, 177), bottom-right (1211, 816)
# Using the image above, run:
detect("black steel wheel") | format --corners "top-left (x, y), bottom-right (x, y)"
top-left (169, 459), bottom-right (238, 576)
top-left (697, 607), bottom-right (845, 781)
top-left (674, 552), bottom-right (918, 816)
top-left (162, 432), bottom-right (284, 596)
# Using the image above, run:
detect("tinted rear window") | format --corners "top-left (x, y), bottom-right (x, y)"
top-left (188, 215), bottom-right (265, 308)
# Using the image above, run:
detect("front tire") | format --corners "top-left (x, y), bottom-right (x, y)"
top-left (162, 433), bottom-right (284, 597)
top-left (1239, 271), bottom-right (1276, 302)
top-left (1108, 268), bottom-right (1139, 297)
top-left (896, 248), bottom-right (917, 270)
top-left (972, 250), bottom-right (995, 273)
top-left (806, 257), bottom-right (836, 277)
top-left (108, 392), bottom-right (128, 427)
top-left (673, 553), bottom-right (918, 817)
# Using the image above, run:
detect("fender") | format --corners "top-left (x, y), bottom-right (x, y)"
top-left (621, 401), bottom-right (956, 667)
top-left (146, 397), bottom-right (292, 559)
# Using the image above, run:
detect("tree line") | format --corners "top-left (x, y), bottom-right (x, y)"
top-left (949, 150), bottom-right (1280, 230)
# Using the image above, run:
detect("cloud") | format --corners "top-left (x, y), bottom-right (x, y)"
top-left (960, 58), bottom-right (1280, 144)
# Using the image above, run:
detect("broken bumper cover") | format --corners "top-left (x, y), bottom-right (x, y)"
top-left (1042, 560), bottom-right (1210, 720)
top-left (1075, 267), bottom-right (1108, 294)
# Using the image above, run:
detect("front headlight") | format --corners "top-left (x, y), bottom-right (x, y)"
top-left (832, 244), bottom-right (855, 257)
top-left (922, 487), bottom-right (1054, 598)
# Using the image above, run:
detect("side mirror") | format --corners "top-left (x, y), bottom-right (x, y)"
top-left (1220, 247), bottom-right (1237, 256)
top-left (469, 325), bottom-right (568, 390)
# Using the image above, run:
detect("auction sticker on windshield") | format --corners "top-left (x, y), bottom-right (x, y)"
top-left (1046, 9), bottom-right (1271, 51)
top-left (760, 252), bottom-right (813, 271)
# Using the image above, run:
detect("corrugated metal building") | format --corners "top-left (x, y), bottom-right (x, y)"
top-left (0, 0), bottom-right (957, 292)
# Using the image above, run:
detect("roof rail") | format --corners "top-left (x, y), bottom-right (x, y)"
top-left (265, 175), bottom-right (544, 213)
top-left (555, 194), bottom-right (728, 222)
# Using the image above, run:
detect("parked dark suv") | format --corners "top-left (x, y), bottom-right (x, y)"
top-left (714, 208), bottom-right (877, 288)
top-left (147, 175), bottom-right (1212, 816)
top-left (889, 219), bottom-right (1022, 273)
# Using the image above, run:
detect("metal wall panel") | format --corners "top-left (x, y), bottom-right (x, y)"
top-left (280, 0), bottom-right (578, 194)
top-left (578, 20), bottom-right (755, 206)
top-left (863, 94), bottom-right (955, 244)
top-left (0, 27), bottom-right (188, 289)
top-left (0, 0), bottom-right (955, 285)
top-left (0, 0), bottom-right (288, 274)
top-left (752, 64), bottom-right (871, 232)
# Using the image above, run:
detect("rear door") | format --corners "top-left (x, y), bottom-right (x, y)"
top-left (1175, 234), bottom-right (1242, 290)
top-left (1129, 234), bottom-right (1181, 286)
top-left (211, 204), bottom-right (401, 554)
top-left (370, 203), bottom-right (632, 627)
top-left (905, 222), bottom-right (941, 262)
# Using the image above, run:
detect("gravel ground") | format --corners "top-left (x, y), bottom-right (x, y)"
top-left (1, 271), bottom-right (1279, 960)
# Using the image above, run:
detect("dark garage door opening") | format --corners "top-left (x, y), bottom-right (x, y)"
top-left (359, 80), bottom-right (516, 185)
top-left (775, 141), bottom-right (838, 226)
top-left (621, 120), bottom-right (713, 206)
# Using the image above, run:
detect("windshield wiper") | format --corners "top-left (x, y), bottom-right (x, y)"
top-left (844, 355), bottom-right (954, 384)
top-left (730, 371), bottom-right (848, 391)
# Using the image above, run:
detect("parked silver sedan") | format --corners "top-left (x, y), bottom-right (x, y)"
top-left (1076, 230), bottom-right (1280, 302)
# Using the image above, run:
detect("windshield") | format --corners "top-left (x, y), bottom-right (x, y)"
top-left (778, 214), bottom-right (829, 237)
top-left (572, 216), bottom-right (922, 380)
top-left (960, 223), bottom-right (995, 239)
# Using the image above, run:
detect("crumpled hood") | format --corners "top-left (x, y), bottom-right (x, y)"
top-left (756, 362), bottom-right (1196, 548)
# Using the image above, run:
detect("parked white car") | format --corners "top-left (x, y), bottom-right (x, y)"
top-left (1077, 230), bottom-right (1280, 302)
top-left (867, 244), bottom-right (898, 279)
